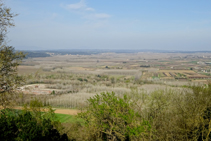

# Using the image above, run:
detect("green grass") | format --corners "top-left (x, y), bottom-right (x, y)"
top-left (55, 113), bottom-right (83, 123)
top-left (189, 61), bottom-right (197, 64)
top-left (55, 113), bottom-right (71, 123)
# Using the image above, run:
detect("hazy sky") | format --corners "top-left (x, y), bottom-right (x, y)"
top-left (5, 0), bottom-right (211, 51)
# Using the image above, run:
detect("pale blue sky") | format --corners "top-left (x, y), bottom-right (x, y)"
top-left (5, 0), bottom-right (211, 51)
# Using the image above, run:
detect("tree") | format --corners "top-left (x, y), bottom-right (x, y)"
top-left (0, 1), bottom-right (25, 110)
top-left (0, 0), bottom-right (17, 44)
top-left (78, 92), bottom-right (151, 140)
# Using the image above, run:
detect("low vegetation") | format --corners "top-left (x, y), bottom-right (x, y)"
top-left (78, 92), bottom-right (151, 140)
top-left (1, 84), bottom-right (211, 140)
top-left (0, 103), bottom-right (69, 140)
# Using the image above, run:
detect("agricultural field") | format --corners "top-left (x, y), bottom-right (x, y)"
top-left (17, 52), bottom-right (211, 109)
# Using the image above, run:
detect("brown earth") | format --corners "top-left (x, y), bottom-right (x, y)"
top-left (53, 108), bottom-right (80, 115)
top-left (159, 70), bottom-right (195, 73)
top-left (12, 107), bottom-right (80, 115)
top-left (17, 66), bottom-right (40, 74)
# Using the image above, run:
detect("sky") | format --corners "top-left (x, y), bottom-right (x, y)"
top-left (4, 0), bottom-right (211, 51)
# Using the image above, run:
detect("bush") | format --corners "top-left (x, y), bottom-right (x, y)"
top-left (141, 84), bottom-right (211, 140)
top-left (77, 78), bottom-right (83, 82)
top-left (78, 92), bottom-right (151, 140)
top-left (0, 109), bottom-right (68, 141)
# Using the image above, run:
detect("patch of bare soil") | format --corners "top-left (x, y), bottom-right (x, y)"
top-left (20, 84), bottom-right (54, 95)
top-left (54, 109), bottom-right (80, 115)
top-left (12, 107), bottom-right (80, 115)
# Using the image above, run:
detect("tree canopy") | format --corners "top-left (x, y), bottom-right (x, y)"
top-left (0, 0), bottom-right (17, 45)
top-left (0, 1), bottom-right (25, 109)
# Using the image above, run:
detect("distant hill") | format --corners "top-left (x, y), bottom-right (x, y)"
top-left (18, 49), bottom-right (211, 58)
top-left (22, 51), bottom-right (51, 58)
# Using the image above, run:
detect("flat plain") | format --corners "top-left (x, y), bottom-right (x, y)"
top-left (17, 52), bottom-right (211, 109)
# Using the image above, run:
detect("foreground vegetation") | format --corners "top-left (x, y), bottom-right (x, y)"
top-left (0, 100), bottom-right (69, 141)
top-left (60, 84), bottom-right (211, 140)
top-left (1, 83), bottom-right (211, 140)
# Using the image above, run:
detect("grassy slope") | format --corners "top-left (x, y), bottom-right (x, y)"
top-left (55, 113), bottom-right (83, 123)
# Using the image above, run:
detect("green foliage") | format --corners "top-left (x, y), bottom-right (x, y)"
top-left (110, 77), bottom-right (115, 84)
top-left (77, 77), bottom-right (88, 82)
top-left (0, 41), bottom-right (25, 110)
top-left (135, 84), bottom-right (211, 140)
top-left (0, 1), bottom-right (25, 109)
top-left (77, 77), bottom-right (83, 81)
top-left (51, 90), bottom-right (56, 95)
top-left (0, 109), bottom-right (68, 141)
top-left (78, 92), bottom-right (151, 140)
top-left (84, 78), bottom-right (88, 82)
top-left (0, 1), bottom-right (17, 44)
top-left (23, 98), bottom-right (58, 123)
top-left (181, 84), bottom-right (211, 140)
top-left (0, 98), bottom-right (71, 140)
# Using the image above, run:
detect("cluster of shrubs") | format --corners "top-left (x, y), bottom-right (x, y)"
top-left (0, 110), bottom-right (68, 141)
top-left (0, 99), bottom-right (69, 141)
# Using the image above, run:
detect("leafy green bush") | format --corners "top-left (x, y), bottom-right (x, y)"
top-left (77, 78), bottom-right (83, 81)
top-left (78, 92), bottom-right (151, 140)
top-left (0, 109), bottom-right (68, 141)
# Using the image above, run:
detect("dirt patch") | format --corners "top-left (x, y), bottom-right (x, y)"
top-left (12, 107), bottom-right (80, 115)
top-left (18, 66), bottom-right (40, 74)
top-left (20, 84), bottom-right (56, 95)
top-left (54, 109), bottom-right (80, 115)
top-left (159, 70), bottom-right (195, 73)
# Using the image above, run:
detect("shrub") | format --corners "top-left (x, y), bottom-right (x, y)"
top-left (0, 109), bottom-right (68, 141)
top-left (77, 78), bottom-right (84, 82)
top-left (78, 92), bottom-right (151, 140)
top-left (142, 84), bottom-right (211, 140)
top-left (51, 90), bottom-right (56, 95)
